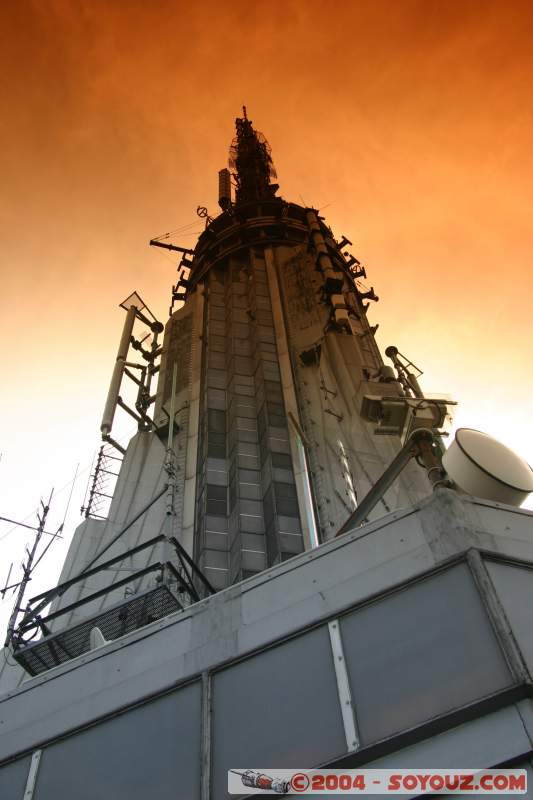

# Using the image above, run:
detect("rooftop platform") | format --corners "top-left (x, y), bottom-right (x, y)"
top-left (1, 489), bottom-right (533, 798)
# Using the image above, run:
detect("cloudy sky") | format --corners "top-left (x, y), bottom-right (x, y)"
top-left (1, 0), bottom-right (533, 632)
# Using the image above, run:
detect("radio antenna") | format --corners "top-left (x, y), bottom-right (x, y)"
top-left (3, 489), bottom-right (59, 648)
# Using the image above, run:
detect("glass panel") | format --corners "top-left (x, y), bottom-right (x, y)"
top-left (207, 388), bottom-right (226, 410)
top-left (206, 500), bottom-right (227, 516)
top-left (234, 455), bottom-right (259, 471)
top-left (277, 515), bottom-right (303, 533)
top-left (280, 532), bottom-right (304, 554)
top-left (256, 309), bottom-right (273, 324)
top-left (212, 626), bottom-right (345, 798)
top-left (340, 563), bottom-right (512, 745)
top-left (236, 418), bottom-right (257, 432)
top-left (206, 457), bottom-right (227, 472)
top-left (205, 531), bottom-right (229, 551)
top-left (235, 442), bottom-right (259, 456)
top-left (232, 383), bottom-right (255, 398)
top-left (271, 452), bottom-right (293, 469)
top-left (205, 515), bottom-right (229, 532)
top-left (266, 436), bottom-right (291, 454)
top-left (208, 432), bottom-right (225, 447)
top-left (209, 274), bottom-right (225, 293)
top-left (241, 550), bottom-right (267, 571)
top-left (206, 368), bottom-right (226, 389)
top-left (208, 335), bottom-right (226, 353)
top-left (0, 755), bottom-right (31, 800)
top-left (228, 403), bottom-right (256, 420)
top-left (263, 380), bottom-right (283, 401)
top-left (233, 356), bottom-right (254, 374)
top-left (208, 319), bottom-right (226, 336)
top-left (239, 514), bottom-right (265, 533)
top-left (231, 294), bottom-right (248, 309)
top-left (34, 684), bottom-right (201, 800)
top-left (205, 567), bottom-right (229, 591)
top-left (255, 296), bottom-right (272, 311)
top-left (274, 482), bottom-right (297, 498)
top-left (276, 497), bottom-right (300, 517)
top-left (239, 482), bottom-right (261, 500)
top-left (236, 468), bottom-right (261, 483)
top-left (486, 560), bottom-right (533, 674)
top-left (258, 341), bottom-right (276, 353)
top-left (209, 292), bottom-right (225, 307)
top-left (207, 443), bottom-right (225, 459)
top-left (229, 322), bottom-right (250, 339)
top-left (207, 409), bottom-right (226, 433)
top-left (254, 282), bottom-right (270, 297)
top-left (234, 429), bottom-right (258, 444)
top-left (239, 499), bottom-right (263, 516)
top-left (208, 305), bottom-right (225, 321)
top-left (203, 550), bottom-right (229, 570)
top-left (208, 350), bottom-right (226, 368)
top-left (241, 532), bottom-right (266, 551)
top-left (206, 469), bottom-right (228, 487)
top-left (261, 363), bottom-right (281, 380)
top-left (227, 310), bottom-right (247, 325)
top-left (272, 467), bottom-right (295, 484)
top-left (231, 339), bottom-right (251, 356)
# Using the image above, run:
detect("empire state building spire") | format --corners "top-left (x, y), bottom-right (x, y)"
top-left (229, 106), bottom-right (279, 205)
top-left (21, 112), bottom-right (443, 609)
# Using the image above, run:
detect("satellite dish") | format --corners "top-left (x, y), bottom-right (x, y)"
top-left (442, 428), bottom-right (533, 506)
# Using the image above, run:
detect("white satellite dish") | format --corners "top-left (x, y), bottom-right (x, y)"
top-left (443, 428), bottom-right (533, 506)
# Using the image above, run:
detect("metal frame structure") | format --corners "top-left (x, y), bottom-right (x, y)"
top-left (81, 445), bottom-right (123, 519)
top-left (8, 531), bottom-right (215, 676)
top-left (100, 292), bottom-right (165, 455)
top-left (336, 428), bottom-right (450, 536)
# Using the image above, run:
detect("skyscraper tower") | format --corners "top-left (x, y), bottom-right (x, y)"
top-left (0, 110), bottom-right (447, 667)
top-left (152, 108), bottom-right (433, 589)
top-left (2, 111), bottom-right (533, 800)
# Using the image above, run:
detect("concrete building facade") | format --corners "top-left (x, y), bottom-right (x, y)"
top-left (1, 113), bottom-right (531, 799)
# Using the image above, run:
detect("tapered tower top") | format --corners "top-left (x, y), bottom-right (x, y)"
top-left (229, 106), bottom-right (279, 205)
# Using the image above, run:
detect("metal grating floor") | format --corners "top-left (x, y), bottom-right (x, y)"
top-left (13, 585), bottom-right (182, 676)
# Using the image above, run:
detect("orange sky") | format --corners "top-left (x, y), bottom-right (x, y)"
top-left (1, 0), bottom-right (533, 623)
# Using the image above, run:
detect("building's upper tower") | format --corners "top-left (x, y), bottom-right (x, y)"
top-left (229, 106), bottom-right (279, 205)
top-left (1, 110), bottom-right (452, 689)
top-left (149, 110), bottom-right (440, 590)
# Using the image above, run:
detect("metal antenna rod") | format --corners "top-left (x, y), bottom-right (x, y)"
top-left (60, 463), bottom-right (79, 531)
top-left (0, 563), bottom-right (13, 599)
top-left (31, 464), bottom-right (77, 576)
top-left (163, 362), bottom-right (181, 589)
top-left (4, 489), bottom-right (54, 648)
top-left (0, 516), bottom-right (60, 538)
top-left (149, 240), bottom-right (194, 255)
top-left (141, 327), bottom-right (162, 417)
top-left (385, 345), bottom-right (424, 399)
top-left (165, 362), bottom-right (178, 519)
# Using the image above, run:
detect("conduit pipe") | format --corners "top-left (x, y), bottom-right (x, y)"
top-left (336, 429), bottom-right (450, 536)
top-left (100, 305), bottom-right (137, 438)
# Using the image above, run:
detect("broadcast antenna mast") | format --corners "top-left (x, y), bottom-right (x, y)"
top-left (3, 490), bottom-right (56, 648)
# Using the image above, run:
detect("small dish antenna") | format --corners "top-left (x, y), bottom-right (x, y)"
top-left (443, 428), bottom-right (533, 506)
